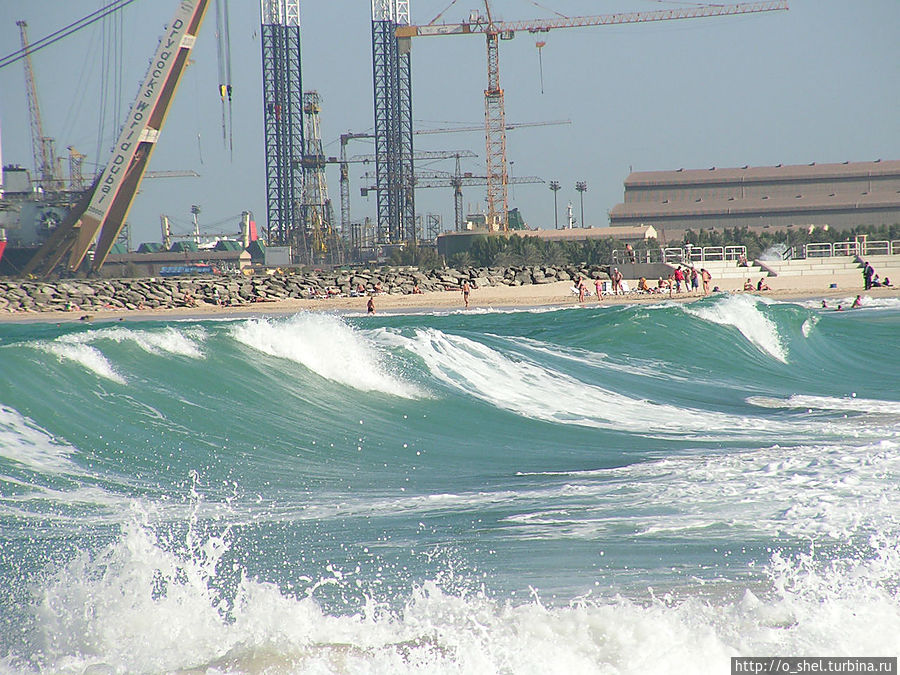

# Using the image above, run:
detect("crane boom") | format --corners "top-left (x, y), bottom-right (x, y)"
top-left (17, 20), bottom-right (59, 191)
top-left (24, 0), bottom-right (212, 277)
top-left (398, 1), bottom-right (788, 36)
top-left (397, 1), bottom-right (789, 231)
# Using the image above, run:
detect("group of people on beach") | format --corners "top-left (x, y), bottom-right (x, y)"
top-left (575, 265), bottom-right (714, 302)
top-left (743, 278), bottom-right (771, 292)
top-left (862, 261), bottom-right (892, 290)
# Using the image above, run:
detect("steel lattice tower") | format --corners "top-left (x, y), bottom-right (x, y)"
top-left (301, 91), bottom-right (340, 266)
top-left (371, 0), bottom-right (415, 244)
top-left (260, 0), bottom-right (304, 260)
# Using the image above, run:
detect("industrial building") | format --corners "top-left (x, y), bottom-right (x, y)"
top-left (609, 159), bottom-right (900, 237)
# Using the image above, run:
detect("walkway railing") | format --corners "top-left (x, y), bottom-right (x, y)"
top-left (612, 245), bottom-right (746, 265)
top-left (612, 240), bottom-right (899, 266)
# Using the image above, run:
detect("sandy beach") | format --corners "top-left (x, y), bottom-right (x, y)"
top-left (2, 275), bottom-right (897, 324)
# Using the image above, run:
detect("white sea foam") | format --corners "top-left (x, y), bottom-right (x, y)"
top-left (685, 294), bottom-right (788, 362)
top-left (512, 436), bottom-right (900, 542)
top-left (232, 313), bottom-right (422, 398)
top-left (747, 393), bottom-right (900, 415)
top-left (801, 314), bottom-right (818, 337)
top-left (39, 342), bottom-right (126, 384)
top-left (17, 516), bottom-right (899, 674)
top-left (796, 295), bottom-right (900, 311)
top-left (0, 406), bottom-right (78, 476)
top-left (392, 328), bottom-right (761, 436)
top-left (58, 325), bottom-right (207, 358)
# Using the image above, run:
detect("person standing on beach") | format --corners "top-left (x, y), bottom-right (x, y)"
top-left (863, 262), bottom-right (874, 290)
top-left (690, 267), bottom-right (699, 293)
top-left (577, 276), bottom-right (587, 303)
top-left (701, 268), bottom-right (711, 295)
top-left (367, 296), bottom-right (375, 314)
top-left (462, 281), bottom-right (471, 308)
top-left (673, 267), bottom-right (684, 293)
top-left (594, 277), bottom-right (603, 302)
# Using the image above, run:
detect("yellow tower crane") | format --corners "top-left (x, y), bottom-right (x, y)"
top-left (397, 1), bottom-right (789, 232)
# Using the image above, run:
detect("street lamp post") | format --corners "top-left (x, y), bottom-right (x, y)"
top-left (549, 180), bottom-right (561, 229)
top-left (575, 181), bottom-right (587, 228)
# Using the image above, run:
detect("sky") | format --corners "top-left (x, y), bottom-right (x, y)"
top-left (0, 0), bottom-right (898, 246)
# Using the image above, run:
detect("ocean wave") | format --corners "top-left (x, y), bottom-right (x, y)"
top-left (58, 325), bottom-right (206, 358)
top-left (10, 515), bottom-right (897, 674)
top-left (683, 294), bottom-right (788, 362)
top-left (391, 327), bottom-right (766, 436)
top-left (38, 342), bottom-right (126, 384)
top-left (231, 313), bottom-right (423, 398)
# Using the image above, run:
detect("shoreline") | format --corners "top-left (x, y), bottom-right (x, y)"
top-left (2, 280), bottom-right (897, 324)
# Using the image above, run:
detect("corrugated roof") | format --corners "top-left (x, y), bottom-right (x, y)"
top-left (624, 159), bottom-right (900, 188)
top-left (527, 226), bottom-right (656, 241)
top-left (609, 192), bottom-right (900, 219)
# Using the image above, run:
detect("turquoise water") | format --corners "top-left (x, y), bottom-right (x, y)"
top-left (0, 293), bottom-right (898, 673)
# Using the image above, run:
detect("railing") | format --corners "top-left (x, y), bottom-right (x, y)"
top-left (611, 240), bottom-right (900, 265)
top-left (803, 239), bottom-right (900, 258)
top-left (613, 245), bottom-right (746, 265)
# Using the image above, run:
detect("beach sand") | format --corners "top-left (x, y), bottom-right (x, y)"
top-left (2, 273), bottom-right (897, 324)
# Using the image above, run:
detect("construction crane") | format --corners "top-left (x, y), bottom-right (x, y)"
top-left (24, 0), bottom-right (212, 277)
top-left (362, 168), bottom-right (544, 233)
top-left (17, 20), bottom-right (61, 192)
top-left (397, 1), bottom-right (789, 232)
top-left (336, 119), bottom-right (568, 241)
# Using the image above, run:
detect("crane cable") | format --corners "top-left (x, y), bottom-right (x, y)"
top-left (214, 0), bottom-right (234, 158)
top-left (0, 0), bottom-right (139, 70)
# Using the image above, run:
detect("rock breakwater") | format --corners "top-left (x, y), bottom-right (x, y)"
top-left (0, 264), bottom-right (608, 314)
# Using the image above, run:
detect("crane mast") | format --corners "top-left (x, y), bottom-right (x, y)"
top-left (17, 20), bottom-right (60, 192)
top-left (397, 1), bottom-right (789, 232)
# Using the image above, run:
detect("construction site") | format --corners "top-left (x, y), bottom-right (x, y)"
top-left (0, 0), bottom-right (795, 277)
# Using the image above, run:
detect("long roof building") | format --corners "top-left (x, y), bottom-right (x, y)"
top-left (609, 159), bottom-right (900, 236)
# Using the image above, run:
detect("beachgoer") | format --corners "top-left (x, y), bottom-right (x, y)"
top-left (668, 272), bottom-right (676, 297)
top-left (576, 276), bottom-right (586, 303)
top-left (852, 295), bottom-right (862, 309)
top-left (884, 277), bottom-right (893, 287)
top-left (625, 243), bottom-right (636, 264)
top-left (674, 267), bottom-right (684, 293)
top-left (637, 277), bottom-right (650, 293)
top-left (871, 274), bottom-right (883, 287)
top-left (594, 277), bottom-right (603, 302)
top-left (821, 300), bottom-right (828, 308)
top-left (743, 278), bottom-right (754, 291)
top-left (756, 278), bottom-right (770, 291)
top-left (835, 304), bottom-right (844, 311)
top-left (367, 296), bottom-right (375, 314)
top-left (462, 280), bottom-right (471, 308)
top-left (701, 268), bottom-right (711, 295)
top-left (863, 262), bottom-right (874, 290)
top-left (690, 267), bottom-right (699, 293)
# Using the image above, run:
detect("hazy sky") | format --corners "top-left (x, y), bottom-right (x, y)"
top-left (0, 0), bottom-right (897, 246)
